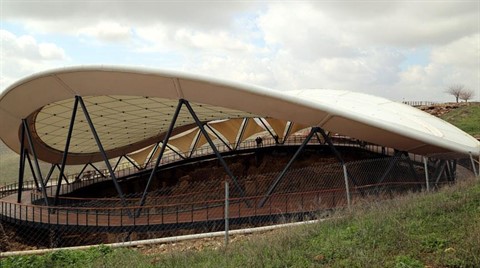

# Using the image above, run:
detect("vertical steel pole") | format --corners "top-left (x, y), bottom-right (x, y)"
top-left (22, 119), bottom-right (49, 206)
top-left (54, 96), bottom-right (78, 205)
top-left (224, 180), bottom-right (229, 246)
top-left (342, 164), bottom-right (351, 209)
top-left (423, 156), bottom-right (430, 191)
top-left (469, 152), bottom-right (478, 177)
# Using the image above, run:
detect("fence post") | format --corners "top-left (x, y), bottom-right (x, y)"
top-left (342, 164), bottom-right (351, 209)
top-left (469, 152), bottom-right (478, 178)
top-left (423, 157), bottom-right (430, 191)
top-left (224, 180), bottom-right (229, 246)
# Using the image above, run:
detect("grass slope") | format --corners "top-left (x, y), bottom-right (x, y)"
top-left (441, 102), bottom-right (480, 138)
top-left (3, 178), bottom-right (479, 267)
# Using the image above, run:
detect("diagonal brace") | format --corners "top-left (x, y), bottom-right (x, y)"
top-left (258, 127), bottom-right (318, 207)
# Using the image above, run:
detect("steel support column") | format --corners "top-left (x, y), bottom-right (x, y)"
top-left (135, 99), bottom-right (184, 217)
top-left (184, 100), bottom-right (249, 205)
top-left (318, 128), bottom-right (361, 188)
top-left (25, 152), bottom-right (40, 189)
top-left (77, 96), bottom-right (128, 208)
top-left (23, 119), bottom-right (50, 206)
top-left (54, 96), bottom-right (78, 205)
top-left (258, 127), bottom-right (318, 207)
top-left (17, 124), bottom-right (26, 203)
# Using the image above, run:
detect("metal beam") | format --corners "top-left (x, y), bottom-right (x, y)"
top-left (135, 99), bottom-right (184, 217)
top-left (165, 144), bottom-right (187, 160)
top-left (206, 124), bottom-right (232, 151)
top-left (189, 131), bottom-right (203, 158)
top-left (258, 118), bottom-right (278, 144)
top-left (44, 164), bottom-right (56, 185)
top-left (23, 119), bottom-right (50, 206)
top-left (145, 142), bottom-right (160, 169)
top-left (184, 100), bottom-right (250, 206)
top-left (282, 122), bottom-right (293, 145)
top-left (89, 163), bottom-right (107, 179)
top-left (77, 96), bottom-right (129, 209)
top-left (470, 153), bottom-right (478, 177)
top-left (113, 156), bottom-right (123, 172)
top-left (124, 155), bottom-right (141, 171)
top-left (376, 150), bottom-right (403, 186)
top-left (235, 118), bottom-right (248, 150)
top-left (54, 96), bottom-right (78, 206)
top-left (24, 152), bottom-right (40, 190)
top-left (318, 128), bottom-right (361, 189)
top-left (259, 127), bottom-right (318, 207)
top-left (17, 124), bottom-right (26, 203)
top-left (402, 152), bottom-right (419, 182)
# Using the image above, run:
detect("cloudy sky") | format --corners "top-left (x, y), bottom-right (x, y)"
top-left (1, 1), bottom-right (479, 102)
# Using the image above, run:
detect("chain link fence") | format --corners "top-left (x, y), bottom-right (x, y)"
top-left (0, 144), bottom-right (478, 252)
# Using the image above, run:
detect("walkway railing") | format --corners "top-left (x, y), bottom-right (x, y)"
top-left (1, 134), bottom-right (397, 199)
top-left (0, 181), bottom-right (435, 228)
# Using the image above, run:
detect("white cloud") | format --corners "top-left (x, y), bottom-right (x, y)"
top-left (77, 21), bottom-right (132, 42)
top-left (395, 34), bottom-right (480, 102)
top-left (0, 30), bottom-right (67, 91)
top-left (2, 1), bottom-right (479, 102)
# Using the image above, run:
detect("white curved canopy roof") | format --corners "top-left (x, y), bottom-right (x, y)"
top-left (0, 65), bottom-right (478, 165)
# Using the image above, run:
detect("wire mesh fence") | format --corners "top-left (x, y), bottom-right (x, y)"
top-left (0, 145), bottom-right (478, 252)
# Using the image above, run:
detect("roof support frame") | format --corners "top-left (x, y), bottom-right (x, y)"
top-left (88, 162), bottom-right (107, 179)
top-left (22, 119), bottom-right (50, 206)
top-left (123, 155), bottom-right (141, 171)
top-left (16, 124), bottom-right (26, 203)
top-left (205, 124), bottom-right (232, 151)
top-left (144, 142), bottom-right (160, 169)
top-left (258, 126), bottom-right (319, 207)
top-left (282, 122), bottom-right (293, 144)
top-left (54, 96), bottom-right (78, 206)
top-left (44, 164), bottom-right (56, 185)
top-left (234, 118), bottom-right (248, 150)
top-left (373, 150), bottom-right (403, 193)
top-left (317, 128), bottom-right (361, 188)
top-left (24, 150), bottom-right (40, 190)
top-left (77, 96), bottom-right (129, 211)
top-left (165, 144), bottom-right (186, 160)
top-left (135, 99), bottom-right (184, 217)
top-left (183, 100), bottom-right (250, 206)
top-left (189, 131), bottom-right (202, 158)
top-left (113, 156), bottom-right (123, 172)
top-left (258, 118), bottom-right (279, 144)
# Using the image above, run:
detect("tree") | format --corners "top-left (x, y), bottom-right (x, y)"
top-left (459, 89), bottom-right (475, 103)
top-left (446, 84), bottom-right (465, 103)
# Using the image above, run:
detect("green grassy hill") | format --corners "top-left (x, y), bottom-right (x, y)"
top-left (440, 102), bottom-right (480, 138)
